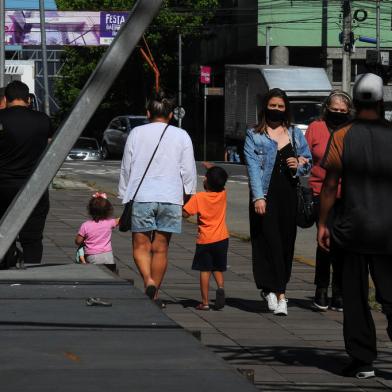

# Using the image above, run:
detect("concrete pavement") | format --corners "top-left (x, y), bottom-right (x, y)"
top-left (9, 183), bottom-right (389, 391)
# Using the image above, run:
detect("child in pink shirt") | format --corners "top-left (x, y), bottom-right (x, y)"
top-left (75, 192), bottom-right (119, 272)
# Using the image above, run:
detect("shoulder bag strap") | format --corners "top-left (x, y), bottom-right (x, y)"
top-left (130, 123), bottom-right (170, 202)
top-left (290, 127), bottom-right (298, 158)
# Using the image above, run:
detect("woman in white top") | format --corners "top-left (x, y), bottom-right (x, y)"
top-left (119, 91), bottom-right (197, 305)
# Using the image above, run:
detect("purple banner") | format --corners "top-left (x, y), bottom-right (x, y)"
top-left (5, 10), bottom-right (130, 46)
top-left (99, 12), bottom-right (128, 45)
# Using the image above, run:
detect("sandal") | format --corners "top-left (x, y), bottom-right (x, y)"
top-left (154, 299), bottom-right (166, 309)
top-left (196, 303), bottom-right (210, 311)
top-left (86, 297), bottom-right (112, 307)
top-left (145, 285), bottom-right (157, 300)
top-left (215, 288), bottom-right (225, 310)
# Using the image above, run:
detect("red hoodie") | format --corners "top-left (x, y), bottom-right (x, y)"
top-left (305, 120), bottom-right (341, 197)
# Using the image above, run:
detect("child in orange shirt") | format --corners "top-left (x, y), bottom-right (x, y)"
top-left (183, 166), bottom-right (229, 310)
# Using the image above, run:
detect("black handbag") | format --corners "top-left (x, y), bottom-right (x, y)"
top-left (296, 183), bottom-right (315, 228)
top-left (119, 124), bottom-right (170, 232)
top-left (292, 134), bottom-right (315, 229)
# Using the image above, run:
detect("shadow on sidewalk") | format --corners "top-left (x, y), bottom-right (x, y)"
top-left (172, 297), bottom-right (318, 314)
top-left (206, 344), bottom-right (392, 379)
top-left (23, 263), bottom-right (69, 269)
top-left (226, 297), bottom-right (267, 313)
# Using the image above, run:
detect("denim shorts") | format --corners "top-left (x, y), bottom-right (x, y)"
top-left (132, 202), bottom-right (182, 233)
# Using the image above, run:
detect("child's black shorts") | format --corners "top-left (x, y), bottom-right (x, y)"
top-left (192, 238), bottom-right (229, 272)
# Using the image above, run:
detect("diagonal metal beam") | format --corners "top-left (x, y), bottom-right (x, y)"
top-left (0, 0), bottom-right (163, 261)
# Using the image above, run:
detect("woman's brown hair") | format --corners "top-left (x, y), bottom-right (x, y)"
top-left (254, 88), bottom-right (292, 133)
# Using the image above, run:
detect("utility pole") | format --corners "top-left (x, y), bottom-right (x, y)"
top-left (203, 85), bottom-right (207, 160)
top-left (321, 0), bottom-right (328, 69)
top-left (376, 0), bottom-right (381, 56)
top-left (0, 0), bottom-right (5, 87)
top-left (341, 0), bottom-right (352, 93)
top-left (266, 26), bottom-right (271, 65)
top-left (178, 33), bottom-right (182, 128)
top-left (39, 0), bottom-right (50, 115)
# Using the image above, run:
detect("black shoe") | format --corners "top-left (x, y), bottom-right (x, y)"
top-left (312, 287), bottom-right (329, 311)
top-left (330, 295), bottom-right (343, 312)
top-left (342, 360), bottom-right (375, 379)
top-left (215, 288), bottom-right (225, 310)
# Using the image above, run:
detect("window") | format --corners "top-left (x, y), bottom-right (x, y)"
top-left (129, 117), bottom-right (149, 129)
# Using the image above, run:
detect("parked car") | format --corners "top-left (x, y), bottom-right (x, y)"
top-left (101, 115), bottom-right (149, 159)
top-left (66, 137), bottom-right (102, 161)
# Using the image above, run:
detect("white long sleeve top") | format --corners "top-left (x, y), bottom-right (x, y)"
top-left (118, 121), bottom-right (197, 205)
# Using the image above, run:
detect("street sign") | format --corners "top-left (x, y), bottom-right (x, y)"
top-left (200, 66), bottom-right (211, 84)
top-left (381, 51), bottom-right (390, 66)
top-left (173, 106), bottom-right (185, 121)
top-left (205, 87), bottom-right (224, 96)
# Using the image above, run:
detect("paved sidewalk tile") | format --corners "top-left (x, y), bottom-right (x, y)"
top-left (40, 189), bottom-right (392, 391)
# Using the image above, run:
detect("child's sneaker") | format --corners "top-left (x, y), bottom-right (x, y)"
top-left (215, 288), bottom-right (225, 310)
top-left (262, 292), bottom-right (278, 311)
top-left (274, 298), bottom-right (288, 316)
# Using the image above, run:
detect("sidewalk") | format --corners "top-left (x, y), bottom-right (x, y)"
top-left (38, 188), bottom-right (392, 390)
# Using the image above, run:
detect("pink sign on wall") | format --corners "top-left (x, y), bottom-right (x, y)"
top-left (200, 66), bottom-right (211, 84)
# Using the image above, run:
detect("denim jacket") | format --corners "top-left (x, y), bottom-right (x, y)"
top-left (244, 126), bottom-right (312, 201)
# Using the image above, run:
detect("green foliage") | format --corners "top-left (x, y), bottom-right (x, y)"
top-left (54, 0), bottom-right (218, 129)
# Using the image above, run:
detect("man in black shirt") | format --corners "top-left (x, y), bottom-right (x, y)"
top-left (318, 73), bottom-right (392, 379)
top-left (0, 81), bottom-right (52, 266)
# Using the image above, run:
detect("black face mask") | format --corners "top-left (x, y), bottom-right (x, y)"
top-left (326, 110), bottom-right (350, 129)
top-left (265, 108), bottom-right (286, 124)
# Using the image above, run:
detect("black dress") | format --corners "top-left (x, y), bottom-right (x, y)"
top-left (249, 143), bottom-right (298, 294)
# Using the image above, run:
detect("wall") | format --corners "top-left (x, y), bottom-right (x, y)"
top-left (258, 0), bottom-right (391, 48)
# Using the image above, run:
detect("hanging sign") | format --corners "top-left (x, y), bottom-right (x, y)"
top-left (200, 66), bottom-right (211, 84)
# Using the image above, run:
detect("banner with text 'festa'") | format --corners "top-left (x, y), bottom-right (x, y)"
top-left (5, 10), bottom-right (130, 46)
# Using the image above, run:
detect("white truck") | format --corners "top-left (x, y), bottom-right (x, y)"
top-left (225, 65), bottom-right (332, 139)
top-left (4, 60), bottom-right (38, 109)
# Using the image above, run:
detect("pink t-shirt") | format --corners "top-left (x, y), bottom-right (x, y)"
top-left (78, 218), bottom-right (117, 255)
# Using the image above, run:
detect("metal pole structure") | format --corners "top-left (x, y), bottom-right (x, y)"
top-left (321, 0), bottom-right (328, 69)
top-left (0, 0), bottom-right (5, 87)
top-left (178, 33), bottom-right (182, 128)
top-left (266, 26), bottom-right (271, 65)
top-left (341, 0), bottom-right (352, 93)
top-left (0, 0), bottom-right (163, 261)
top-left (39, 0), bottom-right (50, 115)
top-left (376, 0), bottom-right (381, 56)
top-left (203, 85), bottom-right (207, 161)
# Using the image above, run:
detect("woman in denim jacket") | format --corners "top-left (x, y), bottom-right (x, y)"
top-left (244, 88), bottom-right (312, 316)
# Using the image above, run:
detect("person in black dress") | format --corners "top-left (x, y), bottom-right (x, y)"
top-left (244, 88), bottom-right (312, 316)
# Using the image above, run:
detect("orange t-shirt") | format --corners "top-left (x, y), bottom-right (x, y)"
top-left (183, 190), bottom-right (229, 244)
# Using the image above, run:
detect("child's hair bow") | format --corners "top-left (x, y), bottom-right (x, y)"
top-left (92, 192), bottom-right (107, 199)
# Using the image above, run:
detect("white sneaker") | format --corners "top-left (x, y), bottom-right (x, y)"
top-left (274, 299), bottom-right (288, 316)
top-left (263, 292), bottom-right (278, 311)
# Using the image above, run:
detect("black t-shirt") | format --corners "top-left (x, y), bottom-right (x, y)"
top-left (323, 119), bottom-right (392, 254)
top-left (0, 106), bottom-right (53, 180)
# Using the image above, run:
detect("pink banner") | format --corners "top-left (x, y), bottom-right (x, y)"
top-left (200, 66), bottom-right (211, 84)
